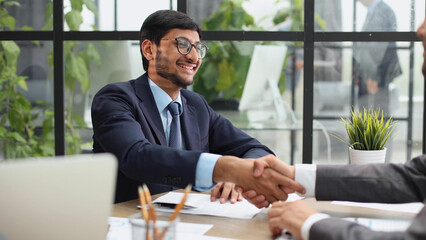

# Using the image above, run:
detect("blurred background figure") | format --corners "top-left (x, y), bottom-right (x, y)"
top-left (354, 0), bottom-right (402, 114)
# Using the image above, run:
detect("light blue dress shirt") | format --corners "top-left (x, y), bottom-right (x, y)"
top-left (148, 78), bottom-right (219, 191)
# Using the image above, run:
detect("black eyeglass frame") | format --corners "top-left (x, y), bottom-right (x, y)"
top-left (160, 38), bottom-right (208, 59)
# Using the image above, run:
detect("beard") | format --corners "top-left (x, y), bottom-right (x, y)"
top-left (155, 49), bottom-right (194, 88)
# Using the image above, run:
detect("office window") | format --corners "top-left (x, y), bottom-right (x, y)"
top-left (64, 40), bottom-right (143, 153)
top-left (193, 40), bottom-right (304, 164)
top-left (77, 0), bottom-right (178, 31)
top-left (1, 0), bottom-right (424, 161)
top-left (187, 0), bottom-right (304, 31)
top-left (316, 0), bottom-right (425, 32)
top-left (312, 40), bottom-right (422, 164)
top-left (3, 0), bottom-right (50, 31)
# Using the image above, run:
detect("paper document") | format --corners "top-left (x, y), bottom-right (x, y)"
top-left (107, 217), bottom-right (219, 240)
top-left (332, 201), bottom-right (424, 214)
top-left (344, 217), bottom-right (411, 232)
top-left (152, 192), bottom-right (262, 219)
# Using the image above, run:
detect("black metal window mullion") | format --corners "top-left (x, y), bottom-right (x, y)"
top-left (302, 0), bottom-right (315, 164)
top-left (177, 0), bottom-right (187, 13)
top-left (53, 0), bottom-right (65, 156)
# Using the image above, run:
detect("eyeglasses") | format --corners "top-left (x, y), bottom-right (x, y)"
top-left (160, 38), bottom-right (208, 59)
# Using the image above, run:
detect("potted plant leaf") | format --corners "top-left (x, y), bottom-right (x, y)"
top-left (338, 107), bottom-right (397, 164)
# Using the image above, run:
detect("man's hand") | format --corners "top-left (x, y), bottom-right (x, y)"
top-left (268, 200), bottom-right (317, 239)
top-left (240, 155), bottom-right (306, 208)
top-left (213, 155), bottom-right (303, 204)
top-left (367, 78), bottom-right (379, 94)
top-left (210, 182), bottom-right (242, 204)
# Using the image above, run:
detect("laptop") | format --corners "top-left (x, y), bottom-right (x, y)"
top-left (0, 153), bottom-right (117, 240)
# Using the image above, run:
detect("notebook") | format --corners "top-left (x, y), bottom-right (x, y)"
top-left (0, 153), bottom-right (117, 240)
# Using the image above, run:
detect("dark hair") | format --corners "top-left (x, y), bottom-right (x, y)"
top-left (140, 10), bottom-right (202, 71)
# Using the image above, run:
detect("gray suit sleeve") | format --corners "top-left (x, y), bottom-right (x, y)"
top-left (309, 155), bottom-right (426, 240)
top-left (310, 206), bottom-right (426, 240)
top-left (316, 155), bottom-right (426, 203)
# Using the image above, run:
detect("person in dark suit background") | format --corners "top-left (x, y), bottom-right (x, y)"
top-left (354, 0), bottom-right (402, 114)
top-left (91, 10), bottom-right (303, 203)
top-left (242, 16), bottom-right (426, 236)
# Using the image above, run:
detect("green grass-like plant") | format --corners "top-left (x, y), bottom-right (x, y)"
top-left (338, 108), bottom-right (397, 151)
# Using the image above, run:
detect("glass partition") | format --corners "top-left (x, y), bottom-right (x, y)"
top-left (187, 0), bottom-right (304, 31)
top-left (316, 0), bottom-right (425, 32)
top-left (3, 0), bottom-right (50, 31)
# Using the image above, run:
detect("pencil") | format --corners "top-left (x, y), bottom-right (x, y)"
top-left (138, 186), bottom-right (152, 240)
top-left (138, 186), bottom-right (149, 223)
top-left (168, 184), bottom-right (192, 221)
top-left (157, 185), bottom-right (192, 240)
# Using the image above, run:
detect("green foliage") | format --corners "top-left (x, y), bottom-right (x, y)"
top-left (338, 108), bottom-right (397, 151)
top-left (0, 1), bottom-right (54, 159)
top-left (42, 0), bottom-right (99, 155)
top-left (0, 0), bottom-right (99, 159)
top-left (193, 0), bottom-right (255, 103)
top-left (194, 0), bottom-right (327, 104)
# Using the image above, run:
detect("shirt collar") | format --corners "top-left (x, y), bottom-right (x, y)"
top-left (148, 77), bottom-right (183, 114)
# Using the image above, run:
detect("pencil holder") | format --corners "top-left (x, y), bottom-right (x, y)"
top-left (129, 212), bottom-right (178, 240)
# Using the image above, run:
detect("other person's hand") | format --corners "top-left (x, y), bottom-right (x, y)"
top-left (239, 155), bottom-right (305, 208)
top-left (367, 78), bottom-right (379, 94)
top-left (268, 200), bottom-right (317, 239)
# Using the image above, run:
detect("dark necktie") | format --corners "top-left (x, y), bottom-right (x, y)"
top-left (167, 101), bottom-right (182, 149)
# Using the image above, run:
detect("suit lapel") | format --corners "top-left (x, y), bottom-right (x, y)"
top-left (135, 74), bottom-right (167, 146)
top-left (181, 95), bottom-right (201, 150)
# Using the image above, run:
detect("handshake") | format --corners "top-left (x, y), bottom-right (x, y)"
top-left (211, 154), bottom-right (306, 208)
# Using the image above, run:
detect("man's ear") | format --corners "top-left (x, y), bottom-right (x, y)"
top-left (141, 39), bottom-right (155, 60)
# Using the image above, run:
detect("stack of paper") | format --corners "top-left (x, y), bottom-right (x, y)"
top-left (152, 192), bottom-right (263, 219)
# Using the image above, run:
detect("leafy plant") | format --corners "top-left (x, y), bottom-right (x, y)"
top-left (0, 0), bottom-right (99, 159)
top-left (0, 0), bottom-right (55, 158)
top-left (193, 0), bottom-right (255, 103)
top-left (194, 0), bottom-right (327, 104)
top-left (337, 108), bottom-right (397, 150)
top-left (43, 0), bottom-right (100, 154)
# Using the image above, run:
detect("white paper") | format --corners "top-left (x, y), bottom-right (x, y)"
top-left (177, 233), bottom-right (238, 240)
top-left (332, 201), bottom-right (424, 214)
top-left (152, 192), bottom-right (262, 219)
top-left (107, 217), bottom-right (215, 240)
top-left (344, 217), bottom-right (411, 232)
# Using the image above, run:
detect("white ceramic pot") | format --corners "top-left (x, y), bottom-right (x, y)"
top-left (349, 147), bottom-right (387, 165)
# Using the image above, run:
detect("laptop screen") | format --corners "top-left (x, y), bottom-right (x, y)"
top-left (0, 153), bottom-right (117, 240)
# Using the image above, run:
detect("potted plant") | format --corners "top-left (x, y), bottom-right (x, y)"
top-left (338, 107), bottom-right (397, 164)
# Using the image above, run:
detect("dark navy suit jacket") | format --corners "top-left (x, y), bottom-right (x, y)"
top-left (92, 73), bottom-right (273, 203)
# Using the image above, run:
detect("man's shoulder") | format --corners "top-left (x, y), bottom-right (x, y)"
top-left (103, 79), bottom-right (135, 91)
top-left (97, 75), bottom-right (147, 95)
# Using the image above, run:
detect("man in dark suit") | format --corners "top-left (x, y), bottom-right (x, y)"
top-left (354, 0), bottom-right (402, 114)
top-left (91, 10), bottom-right (303, 203)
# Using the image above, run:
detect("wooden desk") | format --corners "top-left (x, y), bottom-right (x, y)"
top-left (112, 194), bottom-right (417, 240)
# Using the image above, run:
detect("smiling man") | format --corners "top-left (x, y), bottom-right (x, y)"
top-left (91, 10), bottom-right (304, 204)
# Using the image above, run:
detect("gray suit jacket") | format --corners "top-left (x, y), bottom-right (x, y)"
top-left (310, 155), bottom-right (426, 240)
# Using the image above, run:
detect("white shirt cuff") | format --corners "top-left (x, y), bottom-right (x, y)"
top-left (295, 164), bottom-right (317, 198)
top-left (193, 153), bottom-right (221, 191)
top-left (301, 213), bottom-right (330, 240)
